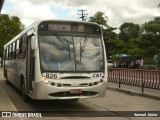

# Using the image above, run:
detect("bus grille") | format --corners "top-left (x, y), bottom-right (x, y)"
top-left (49, 91), bottom-right (98, 97)
top-left (50, 81), bottom-right (102, 87)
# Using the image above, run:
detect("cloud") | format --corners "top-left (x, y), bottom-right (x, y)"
top-left (5, 0), bottom-right (160, 28)
top-left (30, 0), bottom-right (94, 7)
top-left (8, 0), bottom-right (57, 27)
top-left (21, 18), bottom-right (34, 27)
top-left (68, 10), bottom-right (78, 20)
top-left (93, 0), bottom-right (160, 27)
top-left (1, 9), bottom-right (7, 14)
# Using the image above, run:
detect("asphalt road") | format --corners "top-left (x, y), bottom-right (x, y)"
top-left (0, 68), bottom-right (160, 120)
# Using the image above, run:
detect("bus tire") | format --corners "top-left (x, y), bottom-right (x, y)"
top-left (21, 79), bottom-right (30, 102)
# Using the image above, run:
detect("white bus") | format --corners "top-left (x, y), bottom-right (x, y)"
top-left (3, 20), bottom-right (107, 101)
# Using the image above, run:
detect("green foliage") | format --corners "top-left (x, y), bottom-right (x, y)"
top-left (0, 12), bottom-right (159, 66)
top-left (110, 55), bottom-right (120, 62)
top-left (119, 22), bottom-right (140, 42)
top-left (128, 48), bottom-right (146, 57)
top-left (103, 27), bottom-right (118, 41)
top-left (0, 14), bottom-right (24, 56)
top-left (128, 38), bottom-right (140, 48)
top-left (89, 11), bottom-right (108, 28)
top-left (103, 27), bottom-right (118, 57)
top-left (89, 11), bottom-right (160, 65)
top-left (143, 17), bottom-right (160, 34)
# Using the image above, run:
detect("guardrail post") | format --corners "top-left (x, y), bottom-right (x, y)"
top-left (119, 69), bottom-right (121, 88)
top-left (141, 70), bottom-right (144, 93)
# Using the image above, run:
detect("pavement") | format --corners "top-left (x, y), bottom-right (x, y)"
top-left (0, 66), bottom-right (160, 112)
top-left (0, 83), bottom-right (17, 111)
top-left (0, 67), bottom-right (17, 111)
top-left (107, 82), bottom-right (160, 100)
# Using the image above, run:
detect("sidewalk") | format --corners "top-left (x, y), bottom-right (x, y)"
top-left (0, 84), bottom-right (17, 111)
top-left (0, 67), bottom-right (17, 111)
top-left (107, 82), bottom-right (160, 100)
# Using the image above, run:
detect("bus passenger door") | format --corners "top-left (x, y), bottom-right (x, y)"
top-left (26, 36), bottom-right (34, 95)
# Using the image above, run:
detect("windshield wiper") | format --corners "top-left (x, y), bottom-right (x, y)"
top-left (80, 35), bottom-right (88, 62)
top-left (53, 32), bottom-right (69, 50)
top-left (53, 32), bottom-right (71, 61)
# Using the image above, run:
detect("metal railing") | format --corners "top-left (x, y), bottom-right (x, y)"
top-left (108, 68), bottom-right (160, 92)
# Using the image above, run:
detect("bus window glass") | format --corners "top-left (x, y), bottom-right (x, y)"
top-left (16, 40), bottom-right (19, 59)
top-left (9, 44), bottom-right (12, 60)
top-left (19, 36), bottom-right (27, 59)
top-left (12, 42), bottom-right (15, 59)
top-left (39, 35), bottom-right (103, 72)
top-left (14, 41), bottom-right (17, 59)
top-left (6, 48), bottom-right (8, 60)
top-left (38, 22), bottom-right (103, 72)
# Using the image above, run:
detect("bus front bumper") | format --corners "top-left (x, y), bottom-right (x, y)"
top-left (33, 81), bottom-right (107, 100)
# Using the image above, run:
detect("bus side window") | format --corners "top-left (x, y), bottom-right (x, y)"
top-left (9, 44), bottom-right (12, 60)
top-left (16, 40), bottom-right (20, 59)
top-left (14, 41), bottom-right (17, 59)
top-left (8, 47), bottom-right (10, 60)
top-left (8, 46), bottom-right (10, 60)
top-left (4, 48), bottom-right (6, 60)
top-left (12, 42), bottom-right (16, 59)
top-left (19, 37), bottom-right (22, 59)
top-left (6, 47), bottom-right (8, 60)
top-left (19, 36), bottom-right (27, 59)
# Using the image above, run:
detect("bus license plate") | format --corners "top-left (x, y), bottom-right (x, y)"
top-left (70, 89), bottom-right (82, 94)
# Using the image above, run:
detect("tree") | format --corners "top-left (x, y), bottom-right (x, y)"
top-left (89, 11), bottom-right (110, 58)
top-left (142, 17), bottom-right (160, 57)
top-left (143, 17), bottom-right (160, 34)
top-left (108, 38), bottom-right (127, 54)
top-left (89, 11), bottom-right (108, 28)
top-left (119, 22), bottom-right (140, 42)
top-left (103, 27), bottom-right (118, 58)
top-left (103, 27), bottom-right (118, 41)
top-left (0, 14), bottom-right (24, 57)
top-left (128, 48), bottom-right (145, 58)
top-left (128, 38), bottom-right (140, 48)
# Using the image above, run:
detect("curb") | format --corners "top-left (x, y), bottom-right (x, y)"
top-left (107, 86), bottom-right (160, 100)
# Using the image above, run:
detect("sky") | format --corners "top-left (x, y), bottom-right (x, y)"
top-left (1, 0), bottom-right (160, 29)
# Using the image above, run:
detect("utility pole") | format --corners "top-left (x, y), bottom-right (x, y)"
top-left (77, 9), bottom-right (88, 21)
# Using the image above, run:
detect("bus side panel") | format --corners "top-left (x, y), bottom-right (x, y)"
top-left (5, 60), bottom-right (25, 90)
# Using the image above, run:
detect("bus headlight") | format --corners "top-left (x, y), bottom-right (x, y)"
top-left (44, 80), bottom-right (49, 84)
top-left (41, 76), bottom-right (50, 84)
top-left (42, 76), bottom-right (46, 81)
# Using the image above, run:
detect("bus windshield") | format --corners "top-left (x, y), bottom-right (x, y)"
top-left (39, 34), bottom-right (104, 72)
